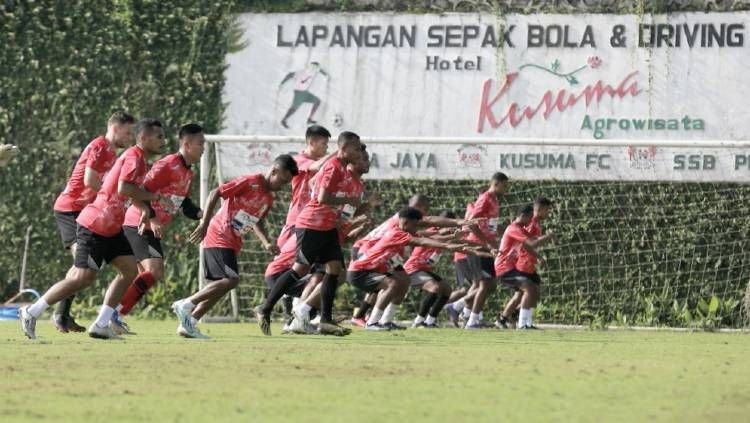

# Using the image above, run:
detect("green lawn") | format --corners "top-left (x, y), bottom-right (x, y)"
top-left (1, 319), bottom-right (749, 422)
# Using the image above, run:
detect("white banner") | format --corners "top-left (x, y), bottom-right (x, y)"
top-left (212, 138), bottom-right (750, 182)
top-left (223, 12), bottom-right (750, 141)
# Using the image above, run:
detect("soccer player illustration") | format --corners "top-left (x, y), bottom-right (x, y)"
top-left (279, 62), bottom-right (329, 129)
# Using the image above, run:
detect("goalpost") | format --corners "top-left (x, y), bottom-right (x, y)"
top-left (200, 135), bottom-right (750, 328)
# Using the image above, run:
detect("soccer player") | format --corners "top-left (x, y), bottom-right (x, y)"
top-left (495, 204), bottom-right (554, 330)
top-left (114, 123), bottom-right (206, 334)
top-left (172, 154), bottom-right (298, 338)
top-left (348, 207), bottom-right (483, 331)
top-left (452, 172), bottom-right (508, 330)
top-left (19, 118), bottom-right (170, 340)
top-left (496, 197), bottom-right (554, 329)
top-left (405, 210), bottom-right (462, 328)
top-left (279, 62), bottom-right (329, 129)
top-left (255, 131), bottom-right (362, 336)
top-left (276, 125), bottom-right (335, 249)
top-left (51, 111), bottom-right (136, 332)
top-left (445, 203), bottom-right (479, 327)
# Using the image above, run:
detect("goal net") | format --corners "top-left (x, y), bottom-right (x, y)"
top-left (200, 135), bottom-right (750, 328)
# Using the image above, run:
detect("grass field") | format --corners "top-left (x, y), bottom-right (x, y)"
top-left (2, 319), bottom-right (750, 423)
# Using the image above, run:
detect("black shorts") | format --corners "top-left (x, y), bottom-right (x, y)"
top-left (408, 270), bottom-right (442, 287)
top-left (203, 248), bottom-right (239, 281)
top-left (74, 226), bottom-right (133, 271)
top-left (467, 255), bottom-right (497, 281)
top-left (499, 270), bottom-right (535, 291)
top-left (54, 211), bottom-right (80, 249)
top-left (123, 226), bottom-right (163, 261)
top-left (295, 228), bottom-right (343, 266)
top-left (264, 271), bottom-right (307, 297)
top-left (454, 259), bottom-right (473, 288)
top-left (348, 270), bottom-right (387, 293)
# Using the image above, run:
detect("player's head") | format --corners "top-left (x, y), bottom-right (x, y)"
top-left (178, 123), bottom-right (205, 164)
top-left (351, 148), bottom-right (370, 175)
top-left (268, 154), bottom-right (299, 191)
top-left (305, 125), bottom-right (331, 159)
top-left (337, 131), bottom-right (362, 165)
top-left (515, 204), bottom-right (534, 225)
top-left (534, 197), bottom-right (553, 220)
top-left (135, 118), bottom-right (166, 155)
top-left (439, 209), bottom-right (457, 219)
top-left (408, 194), bottom-right (430, 214)
top-left (107, 111), bottom-right (137, 148)
top-left (398, 206), bottom-right (423, 234)
top-left (490, 172), bottom-right (509, 196)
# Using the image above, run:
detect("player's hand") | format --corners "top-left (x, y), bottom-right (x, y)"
top-left (189, 221), bottom-right (209, 244)
top-left (149, 218), bottom-right (164, 239)
top-left (263, 241), bottom-right (280, 255)
top-left (490, 248), bottom-right (499, 256)
top-left (137, 210), bottom-right (149, 234)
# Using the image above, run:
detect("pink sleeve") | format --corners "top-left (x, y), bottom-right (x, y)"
top-left (119, 154), bottom-right (142, 184)
top-left (86, 142), bottom-right (110, 174)
top-left (218, 176), bottom-right (248, 199)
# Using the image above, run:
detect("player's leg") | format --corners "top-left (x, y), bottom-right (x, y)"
top-left (291, 267), bottom-right (325, 332)
top-left (119, 227), bottom-right (164, 316)
top-left (375, 270), bottom-right (411, 330)
top-left (418, 274), bottom-right (451, 328)
top-left (466, 256), bottom-right (497, 330)
top-left (517, 280), bottom-right (540, 330)
top-left (411, 271), bottom-right (437, 327)
top-left (445, 258), bottom-right (472, 327)
top-left (311, 229), bottom-right (347, 335)
top-left (351, 292), bottom-right (376, 327)
top-left (52, 211), bottom-right (85, 333)
top-left (495, 290), bottom-right (522, 329)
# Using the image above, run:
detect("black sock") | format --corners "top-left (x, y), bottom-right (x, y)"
top-left (353, 299), bottom-right (372, 319)
top-left (56, 295), bottom-right (74, 318)
top-left (261, 270), bottom-right (300, 315)
top-left (319, 273), bottom-right (339, 324)
top-left (429, 295), bottom-right (450, 319)
top-left (309, 307), bottom-right (318, 320)
top-left (419, 293), bottom-right (439, 318)
top-left (282, 295), bottom-right (293, 316)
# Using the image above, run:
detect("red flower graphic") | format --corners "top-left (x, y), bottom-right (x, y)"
top-left (588, 56), bottom-right (602, 69)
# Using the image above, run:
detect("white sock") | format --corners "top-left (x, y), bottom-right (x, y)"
top-left (292, 296), bottom-right (300, 308)
top-left (528, 308), bottom-right (535, 327)
top-left (518, 308), bottom-right (531, 328)
top-left (414, 315), bottom-right (425, 325)
top-left (462, 307), bottom-right (471, 318)
top-left (182, 299), bottom-right (195, 310)
top-left (425, 315), bottom-right (436, 325)
top-left (367, 308), bottom-right (383, 326)
top-left (295, 302), bottom-right (312, 317)
top-left (94, 305), bottom-right (115, 328)
top-left (27, 298), bottom-right (50, 318)
top-left (451, 299), bottom-right (466, 311)
top-left (379, 303), bottom-right (399, 325)
top-left (467, 312), bottom-right (480, 326)
top-left (478, 311), bottom-right (484, 321)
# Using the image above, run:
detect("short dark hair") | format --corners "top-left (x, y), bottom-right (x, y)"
top-left (399, 206), bottom-right (423, 221)
top-left (492, 172), bottom-right (509, 183)
top-left (136, 118), bottom-right (163, 137)
top-left (535, 197), bottom-right (553, 208)
top-left (274, 154), bottom-right (299, 176)
top-left (439, 209), bottom-right (457, 219)
top-left (306, 125), bottom-right (331, 140)
top-left (108, 111), bottom-right (136, 126)
top-left (517, 204), bottom-right (534, 216)
top-left (408, 194), bottom-right (429, 208)
top-left (337, 131), bottom-right (360, 147)
top-left (179, 123), bottom-right (203, 139)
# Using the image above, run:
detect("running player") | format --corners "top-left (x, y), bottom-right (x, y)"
top-left (255, 131), bottom-right (362, 336)
top-left (51, 111), bottom-right (136, 332)
top-left (114, 123), bottom-right (206, 333)
top-left (20, 118), bottom-right (170, 340)
top-left (172, 154), bottom-right (298, 338)
top-left (495, 204), bottom-right (554, 330)
top-left (496, 197), bottom-right (554, 329)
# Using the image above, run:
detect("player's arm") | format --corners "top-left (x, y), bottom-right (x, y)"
top-left (279, 72), bottom-right (295, 86)
top-left (83, 167), bottom-right (103, 192)
top-left (307, 151), bottom-right (336, 174)
top-left (250, 221), bottom-right (279, 255)
top-left (520, 233), bottom-right (555, 257)
top-left (409, 236), bottom-right (492, 257)
top-left (180, 197), bottom-right (203, 220)
top-left (419, 215), bottom-right (464, 228)
top-left (317, 166), bottom-right (361, 207)
top-left (189, 188), bottom-right (221, 243)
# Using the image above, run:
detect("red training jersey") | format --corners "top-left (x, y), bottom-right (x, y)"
top-left (265, 232), bottom-right (297, 277)
top-left (349, 227), bottom-right (412, 274)
top-left (295, 157), bottom-right (355, 231)
top-left (76, 145), bottom-right (148, 237)
top-left (336, 169), bottom-right (364, 243)
top-left (465, 190), bottom-right (500, 247)
top-left (54, 136), bottom-right (117, 212)
top-left (353, 213), bottom-right (399, 253)
top-left (454, 203), bottom-right (474, 262)
top-left (494, 222), bottom-right (531, 276)
top-left (284, 151), bottom-right (317, 227)
top-left (516, 217), bottom-right (542, 274)
top-left (123, 153), bottom-right (193, 230)
top-left (404, 228), bottom-right (443, 274)
top-left (203, 174), bottom-right (274, 254)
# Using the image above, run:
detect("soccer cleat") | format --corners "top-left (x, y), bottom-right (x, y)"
top-left (416, 322), bottom-right (439, 329)
top-left (109, 310), bottom-right (133, 335)
top-left (19, 306), bottom-right (37, 339)
top-left (88, 323), bottom-right (123, 340)
top-left (351, 317), bottom-right (367, 328)
top-left (446, 306), bottom-right (460, 328)
top-left (178, 322), bottom-right (210, 339)
top-left (254, 305), bottom-right (271, 336)
top-left (494, 318), bottom-right (510, 330)
top-left (383, 322), bottom-right (406, 331)
top-left (171, 300), bottom-right (195, 334)
top-left (464, 322), bottom-right (481, 330)
top-left (318, 322), bottom-right (350, 336)
top-left (365, 323), bottom-right (390, 331)
top-left (518, 325), bottom-right (542, 331)
top-left (52, 314), bottom-right (86, 333)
